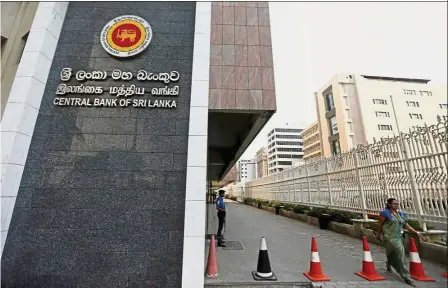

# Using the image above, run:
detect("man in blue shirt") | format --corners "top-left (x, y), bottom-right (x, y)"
top-left (216, 189), bottom-right (226, 247)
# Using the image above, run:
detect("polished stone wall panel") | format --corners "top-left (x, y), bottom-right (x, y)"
top-left (1, 2), bottom-right (196, 287)
top-left (209, 1), bottom-right (276, 111)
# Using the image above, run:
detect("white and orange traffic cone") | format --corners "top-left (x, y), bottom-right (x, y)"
top-left (252, 237), bottom-right (277, 281)
top-left (355, 236), bottom-right (385, 281)
top-left (409, 237), bottom-right (435, 282)
top-left (303, 236), bottom-right (330, 282)
top-left (205, 235), bottom-right (218, 279)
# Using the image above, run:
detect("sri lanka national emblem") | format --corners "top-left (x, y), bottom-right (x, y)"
top-left (100, 15), bottom-right (152, 58)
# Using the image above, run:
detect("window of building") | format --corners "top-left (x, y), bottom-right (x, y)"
top-left (373, 99), bottom-right (387, 105)
top-left (441, 115), bottom-right (448, 121)
top-left (375, 111), bottom-right (390, 117)
top-left (278, 141), bottom-right (302, 146)
top-left (275, 134), bottom-right (302, 139)
top-left (440, 104), bottom-right (448, 109)
top-left (403, 89), bottom-right (416, 95)
top-left (277, 161), bottom-right (292, 166)
top-left (378, 124), bottom-right (393, 131)
top-left (406, 101), bottom-right (419, 107)
top-left (419, 90), bottom-right (432, 96)
top-left (331, 140), bottom-right (341, 155)
top-left (409, 113), bottom-right (423, 120)
top-left (329, 116), bottom-right (338, 135)
top-left (274, 128), bottom-right (302, 133)
top-left (277, 147), bottom-right (302, 152)
top-left (278, 154), bottom-right (292, 158)
top-left (325, 92), bottom-right (335, 111)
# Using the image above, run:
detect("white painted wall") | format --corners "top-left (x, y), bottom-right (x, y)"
top-left (181, 2), bottom-right (211, 287)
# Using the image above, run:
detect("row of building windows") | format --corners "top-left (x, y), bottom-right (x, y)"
top-left (274, 134), bottom-right (302, 139)
top-left (268, 128), bottom-right (302, 137)
top-left (403, 89), bottom-right (433, 96)
top-left (272, 141), bottom-right (303, 146)
top-left (304, 143), bottom-right (321, 155)
top-left (302, 126), bottom-right (319, 138)
top-left (374, 99), bottom-right (446, 110)
top-left (303, 134), bottom-right (320, 147)
top-left (269, 147), bottom-right (303, 153)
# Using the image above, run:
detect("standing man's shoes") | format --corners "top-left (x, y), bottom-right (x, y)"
top-left (218, 243), bottom-right (227, 247)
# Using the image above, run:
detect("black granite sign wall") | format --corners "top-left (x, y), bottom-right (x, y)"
top-left (1, 2), bottom-right (195, 287)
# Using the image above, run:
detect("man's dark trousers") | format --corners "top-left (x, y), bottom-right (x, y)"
top-left (217, 211), bottom-right (226, 245)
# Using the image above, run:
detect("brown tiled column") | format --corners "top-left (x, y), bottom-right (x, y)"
top-left (209, 1), bottom-right (276, 111)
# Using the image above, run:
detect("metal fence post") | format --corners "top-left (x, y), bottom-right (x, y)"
top-left (305, 165), bottom-right (311, 204)
top-left (293, 179), bottom-right (297, 202)
top-left (401, 135), bottom-right (427, 231)
top-left (325, 160), bottom-right (333, 206)
top-left (390, 94), bottom-right (427, 231)
top-left (353, 152), bottom-right (368, 220)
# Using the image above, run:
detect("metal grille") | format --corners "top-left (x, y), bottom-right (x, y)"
top-left (222, 241), bottom-right (243, 250)
top-left (244, 118), bottom-right (448, 230)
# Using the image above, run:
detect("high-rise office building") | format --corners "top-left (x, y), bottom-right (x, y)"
top-left (255, 146), bottom-right (268, 178)
top-left (267, 127), bottom-right (304, 174)
top-left (315, 73), bottom-right (447, 157)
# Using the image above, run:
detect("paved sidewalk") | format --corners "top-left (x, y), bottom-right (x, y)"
top-left (205, 202), bottom-right (447, 287)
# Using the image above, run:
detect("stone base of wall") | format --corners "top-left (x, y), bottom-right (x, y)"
top-left (329, 222), bottom-right (357, 238)
top-left (244, 202), bottom-right (447, 265)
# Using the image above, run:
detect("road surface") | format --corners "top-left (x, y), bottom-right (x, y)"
top-left (205, 201), bottom-right (447, 287)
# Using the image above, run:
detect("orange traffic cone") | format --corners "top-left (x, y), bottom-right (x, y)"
top-left (355, 236), bottom-right (385, 281)
top-left (409, 237), bottom-right (435, 282)
top-left (205, 235), bottom-right (218, 279)
top-left (303, 236), bottom-right (330, 282)
top-left (442, 272), bottom-right (447, 278)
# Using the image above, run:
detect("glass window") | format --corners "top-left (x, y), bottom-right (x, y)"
top-left (329, 116), bottom-right (338, 135)
top-left (373, 99), bottom-right (387, 105)
top-left (331, 140), bottom-right (341, 155)
top-left (378, 124), bottom-right (393, 131)
top-left (325, 92), bottom-right (335, 111)
top-left (375, 111), bottom-right (390, 117)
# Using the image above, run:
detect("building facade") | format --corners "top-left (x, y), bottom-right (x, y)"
top-left (267, 127), bottom-right (304, 174)
top-left (315, 73), bottom-right (448, 157)
top-left (237, 158), bottom-right (256, 182)
top-left (1, 2), bottom-right (39, 118)
top-left (302, 121), bottom-right (322, 162)
top-left (255, 146), bottom-right (268, 178)
top-left (0, 2), bottom-right (277, 287)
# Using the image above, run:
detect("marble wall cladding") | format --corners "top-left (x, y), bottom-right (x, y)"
top-left (1, 2), bottom-right (196, 287)
top-left (209, 1), bottom-right (276, 111)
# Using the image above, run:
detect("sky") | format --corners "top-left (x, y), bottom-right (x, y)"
top-left (241, 1), bottom-right (448, 160)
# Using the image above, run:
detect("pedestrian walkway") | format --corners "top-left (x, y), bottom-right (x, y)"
top-left (205, 202), bottom-right (447, 287)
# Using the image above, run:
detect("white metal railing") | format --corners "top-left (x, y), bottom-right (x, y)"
top-left (245, 118), bottom-right (448, 230)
